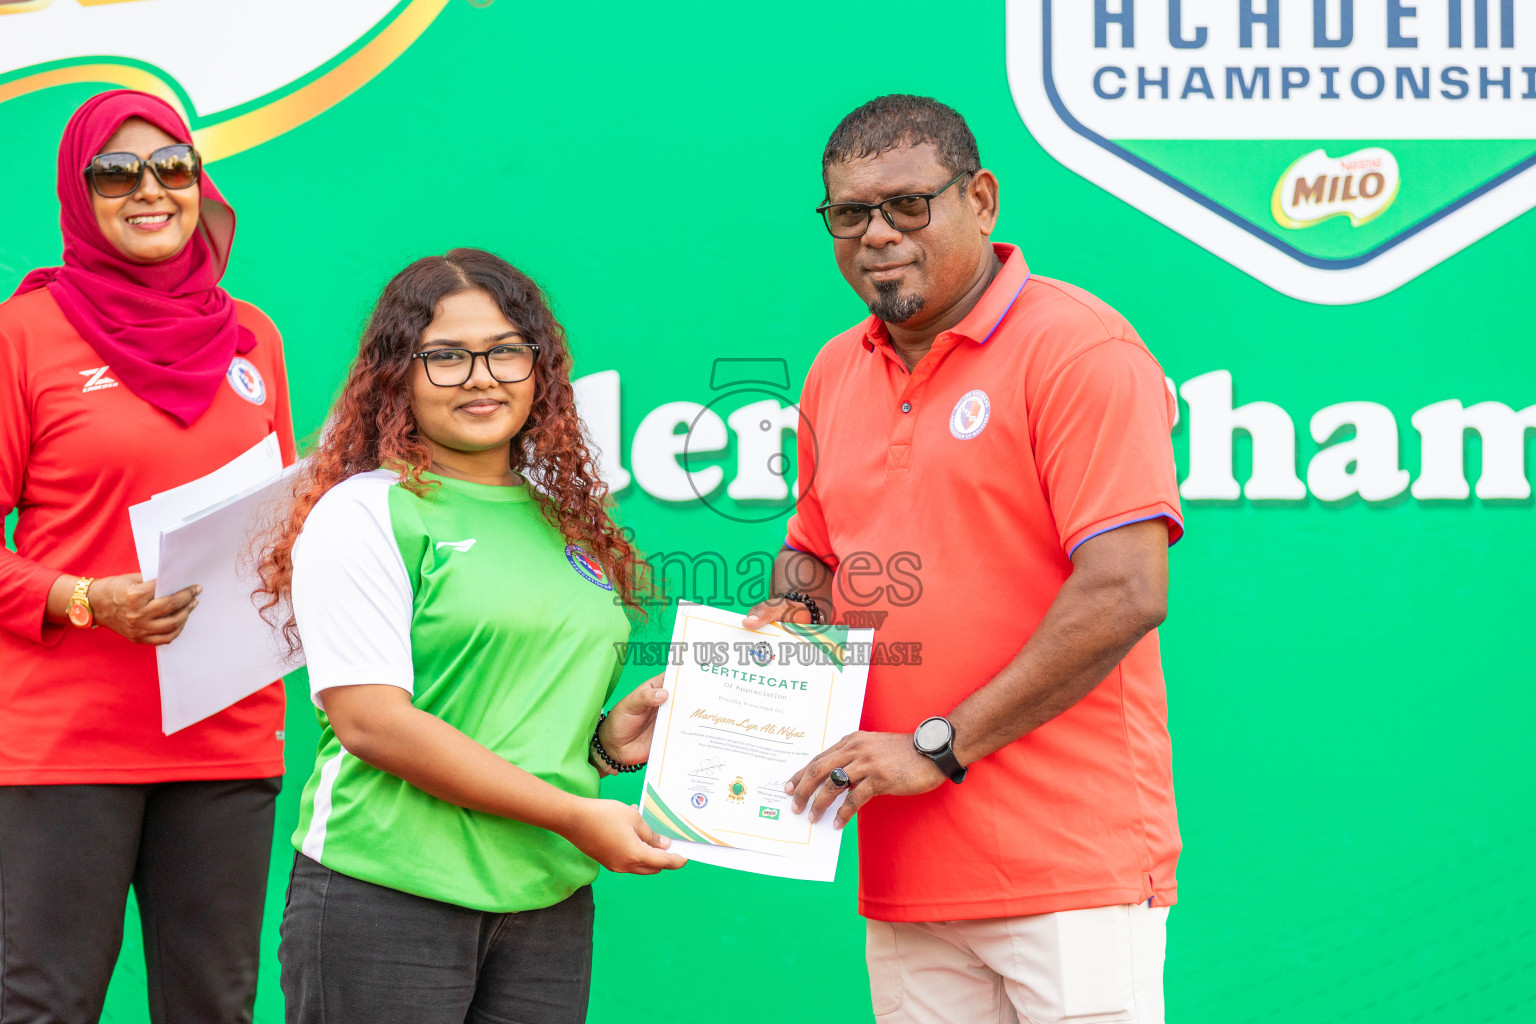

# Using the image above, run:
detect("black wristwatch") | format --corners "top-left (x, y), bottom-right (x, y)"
top-left (913, 716), bottom-right (967, 783)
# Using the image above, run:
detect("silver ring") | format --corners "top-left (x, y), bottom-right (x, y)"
top-left (829, 767), bottom-right (851, 789)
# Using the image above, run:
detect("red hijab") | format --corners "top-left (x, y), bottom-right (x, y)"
top-left (12, 90), bottom-right (253, 427)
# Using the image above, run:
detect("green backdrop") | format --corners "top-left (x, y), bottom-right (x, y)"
top-left (2, 2), bottom-right (1533, 1021)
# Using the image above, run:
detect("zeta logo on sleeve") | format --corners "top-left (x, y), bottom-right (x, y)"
top-left (565, 544), bottom-right (614, 591)
top-left (435, 539), bottom-right (477, 553)
top-left (226, 357), bottom-right (266, 405)
top-left (78, 366), bottom-right (118, 393)
top-left (949, 390), bottom-right (992, 440)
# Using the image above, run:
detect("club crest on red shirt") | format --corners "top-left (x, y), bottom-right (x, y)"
top-left (226, 357), bottom-right (266, 405)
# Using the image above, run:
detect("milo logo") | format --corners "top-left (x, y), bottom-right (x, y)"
top-left (1273, 147), bottom-right (1401, 228)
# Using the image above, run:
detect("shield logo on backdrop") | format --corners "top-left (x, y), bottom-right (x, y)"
top-left (1007, 1), bottom-right (1536, 304)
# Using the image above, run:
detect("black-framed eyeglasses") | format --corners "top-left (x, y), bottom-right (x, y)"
top-left (814, 170), bottom-right (974, 239)
top-left (83, 144), bottom-right (202, 199)
top-left (412, 344), bottom-right (540, 386)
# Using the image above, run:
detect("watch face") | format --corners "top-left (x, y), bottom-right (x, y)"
top-left (914, 717), bottom-right (951, 754)
top-left (67, 602), bottom-right (91, 628)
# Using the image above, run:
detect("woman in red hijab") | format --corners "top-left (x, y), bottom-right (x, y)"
top-left (0, 91), bottom-right (294, 1023)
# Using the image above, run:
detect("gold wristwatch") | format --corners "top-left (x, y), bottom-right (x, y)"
top-left (66, 577), bottom-right (96, 629)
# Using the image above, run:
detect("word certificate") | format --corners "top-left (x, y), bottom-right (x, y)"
top-left (639, 603), bottom-right (871, 882)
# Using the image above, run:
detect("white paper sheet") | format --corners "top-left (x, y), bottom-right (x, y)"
top-left (153, 462), bottom-right (304, 734)
top-left (128, 433), bottom-right (284, 580)
top-left (638, 603), bottom-right (871, 882)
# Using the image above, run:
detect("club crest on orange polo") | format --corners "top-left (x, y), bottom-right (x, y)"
top-left (565, 544), bottom-right (614, 591)
top-left (949, 389), bottom-right (991, 440)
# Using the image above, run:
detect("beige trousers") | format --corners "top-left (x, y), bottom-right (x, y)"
top-left (865, 903), bottom-right (1169, 1024)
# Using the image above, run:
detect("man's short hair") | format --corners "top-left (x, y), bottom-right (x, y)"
top-left (821, 95), bottom-right (981, 195)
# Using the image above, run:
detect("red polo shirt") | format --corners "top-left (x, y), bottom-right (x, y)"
top-left (0, 287), bottom-right (292, 785)
top-left (786, 243), bottom-right (1183, 922)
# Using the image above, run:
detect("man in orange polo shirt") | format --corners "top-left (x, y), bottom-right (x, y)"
top-left (744, 95), bottom-right (1183, 1023)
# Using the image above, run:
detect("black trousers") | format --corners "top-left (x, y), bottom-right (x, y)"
top-left (0, 777), bottom-right (280, 1024)
top-left (279, 853), bottom-right (594, 1024)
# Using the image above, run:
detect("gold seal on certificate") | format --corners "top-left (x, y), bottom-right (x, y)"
top-left (639, 602), bottom-right (872, 882)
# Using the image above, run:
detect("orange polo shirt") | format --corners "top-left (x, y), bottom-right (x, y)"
top-left (786, 243), bottom-right (1183, 922)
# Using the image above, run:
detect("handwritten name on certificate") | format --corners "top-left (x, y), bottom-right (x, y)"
top-left (639, 603), bottom-right (871, 881)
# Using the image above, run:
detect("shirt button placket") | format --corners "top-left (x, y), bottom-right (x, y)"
top-left (889, 387), bottom-right (923, 472)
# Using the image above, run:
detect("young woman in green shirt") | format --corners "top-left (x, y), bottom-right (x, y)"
top-left (259, 248), bottom-right (683, 1022)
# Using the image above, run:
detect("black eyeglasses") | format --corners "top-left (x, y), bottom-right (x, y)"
top-left (412, 344), bottom-right (540, 386)
top-left (83, 144), bottom-right (202, 199)
top-left (815, 170), bottom-right (973, 239)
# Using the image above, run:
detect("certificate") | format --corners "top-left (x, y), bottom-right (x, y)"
top-left (639, 603), bottom-right (871, 881)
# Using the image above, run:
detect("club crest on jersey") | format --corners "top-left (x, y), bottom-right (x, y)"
top-left (565, 544), bottom-right (614, 591)
top-left (226, 357), bottom-right (266, 405)
top-left (949, 389), bottom-right (991, 440)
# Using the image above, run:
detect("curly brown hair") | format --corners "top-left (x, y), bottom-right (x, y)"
top-left (257, 248), bottom-right (648, 653)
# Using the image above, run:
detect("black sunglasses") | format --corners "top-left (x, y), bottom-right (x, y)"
top-left (815, 170), bottom-right (973, 239)
top-left (84, 144), bottom-right (201, 199)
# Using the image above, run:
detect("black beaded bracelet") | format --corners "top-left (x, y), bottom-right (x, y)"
top-left (591, 712), bottom-right (645, 773)
top-left (781, 590), bottom-right (824, 625)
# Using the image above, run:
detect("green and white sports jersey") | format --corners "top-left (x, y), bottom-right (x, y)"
top-left (289, 468), bottom-right (631, 912)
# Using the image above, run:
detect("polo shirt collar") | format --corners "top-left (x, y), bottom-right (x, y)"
top-left (859, 243), bottom-right (1031, 352)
